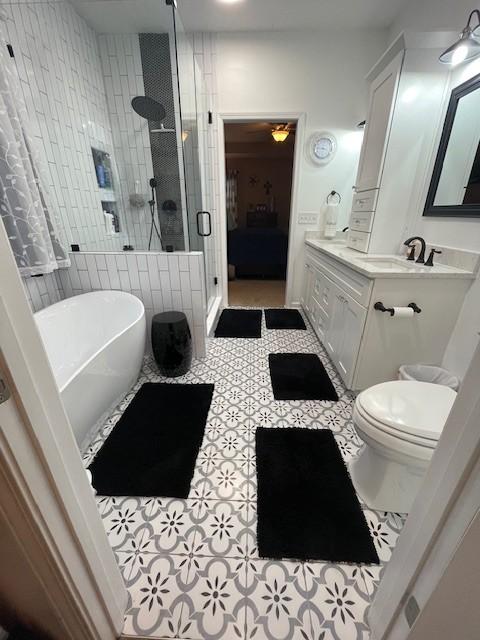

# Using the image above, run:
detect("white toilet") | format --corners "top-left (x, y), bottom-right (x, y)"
top-left (350, 380), bottom-right (457, 514)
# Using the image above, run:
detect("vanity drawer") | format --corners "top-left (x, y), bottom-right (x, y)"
top-left (312, 270), bottom-right (334, 316)
top-left (350, 210), bottom-right (374, 233)
top-left (347, 230), bottom-right (371, 253)
top-left (352, 189), bottom-right (378, 212)
top-left (310, 296), bottom-right (330, 343)
top-left (305, 247), bottom-right (372, 307)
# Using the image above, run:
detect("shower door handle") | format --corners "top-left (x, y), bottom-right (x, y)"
top-left (196, 211), bottom-right (212, 237)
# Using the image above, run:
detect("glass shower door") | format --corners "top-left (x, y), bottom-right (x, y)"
top-left (172, 8), bottom-right (217, 313)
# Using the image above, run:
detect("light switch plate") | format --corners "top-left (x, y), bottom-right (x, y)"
top-left (298, 212), bottom-right (318, 225)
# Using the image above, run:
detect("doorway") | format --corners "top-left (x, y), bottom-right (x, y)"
top-left (224, 121), bottom-right (296, 307)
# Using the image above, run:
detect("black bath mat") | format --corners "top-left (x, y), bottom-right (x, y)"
top-left (256, 428), bottom-right (379, 564)
top-left (214, 309), bottom-right (262, 338)
top-left (269, 353), bottom-right (338, 401)
top-left (89, 383), bottom-right (214, 497)
top-left (265, 308), bottom-right (306, 330)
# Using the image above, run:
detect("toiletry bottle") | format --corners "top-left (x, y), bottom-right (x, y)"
top-left (96, 163), bottom-right (106, 188)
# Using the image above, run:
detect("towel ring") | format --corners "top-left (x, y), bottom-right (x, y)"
top-left (326, 190), bottom-right (341, 204)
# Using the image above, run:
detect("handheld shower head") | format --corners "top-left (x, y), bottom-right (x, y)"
top-left (131, 96), bottom-right (166, 121)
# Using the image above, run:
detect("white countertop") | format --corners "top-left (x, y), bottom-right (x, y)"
top-left (305, 238), bottom-right (475, 280)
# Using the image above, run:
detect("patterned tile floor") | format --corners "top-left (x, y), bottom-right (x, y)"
top-left (84, 310), bottom-right (406, 640)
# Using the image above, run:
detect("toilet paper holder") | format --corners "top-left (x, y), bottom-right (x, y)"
top-left (374, 301), bottom-right (422, 316)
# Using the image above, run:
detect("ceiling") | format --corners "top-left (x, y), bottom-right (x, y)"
top-left (70, 0), bottom-right (175, 34)
top-left (177, 0), bottom-right (407, 32)
top-left (69, 0), bottom-right (406, 34)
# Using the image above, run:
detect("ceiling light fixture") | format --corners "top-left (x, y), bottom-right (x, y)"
top-left (439, 10), bottom-right (480, 65)
top-left (272, 129), bottom-right (289, 143)
top-left (217, 0), bottom-right (244, 4)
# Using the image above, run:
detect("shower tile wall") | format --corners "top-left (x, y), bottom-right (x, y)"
top-left (140, 33), bottom-right (185, 251)
top-left (97, 34), bottom-right (161, 252)
top-left (97, 31), bottom-right (186, 252)
top-left (57, 252), bottom-right (207, 358)
top-left (2, 1), bottom-right (129, 253)
top-left (23, 272), bottom-right (64, 312)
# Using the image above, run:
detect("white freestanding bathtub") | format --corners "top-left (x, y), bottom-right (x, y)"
top-left (35, 290), bottom-right (146, 449)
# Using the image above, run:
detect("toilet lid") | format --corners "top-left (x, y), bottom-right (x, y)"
top-left (357, 381), bottom-right (457, 441)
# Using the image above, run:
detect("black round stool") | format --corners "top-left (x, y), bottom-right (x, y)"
top-left (151, 311), bottom-right (192, 377)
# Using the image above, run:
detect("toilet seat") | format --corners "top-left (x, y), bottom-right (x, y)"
top-left (350, 380), bottom-right (457, 512)
top-left (354, 401), bottom-right (437, 450)
top-left (356, 380), bottom-right (456, 443)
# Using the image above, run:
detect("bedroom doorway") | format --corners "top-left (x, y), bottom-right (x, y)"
top-left (224, 121), bottom-right (296, 307)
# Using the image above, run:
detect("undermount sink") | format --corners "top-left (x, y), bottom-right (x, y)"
top-left (357, 257), bottom-right (414, 271)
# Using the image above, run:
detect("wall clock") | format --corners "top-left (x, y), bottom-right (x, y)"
top-left (307, 132), bottom-right (337, 166)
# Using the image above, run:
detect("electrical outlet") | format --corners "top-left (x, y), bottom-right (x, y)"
top-left (298, 212), bottom-right (318, 225)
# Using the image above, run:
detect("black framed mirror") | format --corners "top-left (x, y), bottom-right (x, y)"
top-left (424, 72), bottom-right (480, 218)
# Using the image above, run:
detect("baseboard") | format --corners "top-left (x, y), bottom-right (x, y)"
top-left (206, 296), bottom-right (223, 337)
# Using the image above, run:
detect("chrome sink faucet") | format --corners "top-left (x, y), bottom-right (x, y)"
top-left (404, 236), bottom-right (426, 264)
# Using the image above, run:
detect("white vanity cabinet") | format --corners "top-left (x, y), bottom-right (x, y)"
top-left (301, 247), bottom-right (370, 388)
top-left (347, 49), bottom-right (404, 253)
top-left (326, 290), bottom-right (367, 385)
top-left (302, 241), bottom-right (472, 391)
top-left (347, 34), bottom-right (451, 255)
top-left (354, 51), bottom-right (404, 194)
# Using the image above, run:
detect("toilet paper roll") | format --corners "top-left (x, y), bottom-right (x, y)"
top-left (392, 306), bottom-right (415, 318)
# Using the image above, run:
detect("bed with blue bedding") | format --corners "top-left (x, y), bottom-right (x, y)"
top-left (228, 227), bottom-right (288, 279)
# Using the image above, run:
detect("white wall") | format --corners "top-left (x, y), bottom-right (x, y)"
top-left (213, 29), bottom-right (388, 303)
top-left (388, 1), bottom-right (480, 379)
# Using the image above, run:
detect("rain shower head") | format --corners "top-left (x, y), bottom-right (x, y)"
top-left (131, 96), bottom-right (166, 121)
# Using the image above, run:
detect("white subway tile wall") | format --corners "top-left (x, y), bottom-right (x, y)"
top-left (97, 33), bottom-right (161, 251)
top-left (3, 1), bottom-right (129, 252)
top-left (57, 252), bottom-right (207, 358)
top-left (23, 272), bottom-right (64, 312)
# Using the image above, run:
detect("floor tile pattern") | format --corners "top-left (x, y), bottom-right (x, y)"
top-left (84, 310), bottom-right (406, 639)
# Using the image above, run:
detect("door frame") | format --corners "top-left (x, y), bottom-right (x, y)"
top-left (0, 221), bottom-right (127, 638)
top-left (217, 112), bottom-right (306, 307)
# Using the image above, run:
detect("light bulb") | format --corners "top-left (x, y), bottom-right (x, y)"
top-left (452, 44), bottom-right (469, 66)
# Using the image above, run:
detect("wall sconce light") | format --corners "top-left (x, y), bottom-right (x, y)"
top-left (439, 10), bottom-right (480, 65)
top-left (272, 129), bottom-right (289, 143)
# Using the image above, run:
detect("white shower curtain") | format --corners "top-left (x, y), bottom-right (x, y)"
top-left (0, 22), bottom-right (69, 276)
top-left (226, 170), bottom-right (238, 231)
